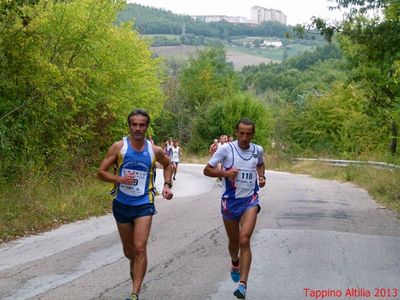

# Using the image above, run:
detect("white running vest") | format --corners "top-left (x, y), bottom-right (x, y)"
top-left (224, 143), bottom-right (259, 199)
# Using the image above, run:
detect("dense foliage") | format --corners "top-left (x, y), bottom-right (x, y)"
top-left (238, 0), bottom-right (399, 159)
top-left (152, 47), bottom-right (273, 152)
top-left (310, 0), bottom-right (400, 155)
top-left (0, 0), bottom-right (164, 182)
top-left (2, 0), bottom-right (398, 184)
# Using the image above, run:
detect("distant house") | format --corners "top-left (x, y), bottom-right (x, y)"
top-left (262, 40), bottom-right (283, 48)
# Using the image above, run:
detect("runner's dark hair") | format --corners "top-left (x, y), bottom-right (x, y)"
top-left (236, 118), bottom-right (255, 134)
top-left (127, 108), bottom-right (151, 126)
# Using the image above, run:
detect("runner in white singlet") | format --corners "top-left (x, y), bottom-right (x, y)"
top-left (203, 118), bottom-right (266, 300)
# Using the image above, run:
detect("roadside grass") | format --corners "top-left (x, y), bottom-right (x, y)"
top-left (0, 175), bottom-right (112, 243)
top-left (182, 153), bottom-right (208, 164)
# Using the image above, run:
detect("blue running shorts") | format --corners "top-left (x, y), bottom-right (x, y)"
top-left (112, 199), bottom-right (157, 223)
top-left (221, 194), bottom-right (261, 221)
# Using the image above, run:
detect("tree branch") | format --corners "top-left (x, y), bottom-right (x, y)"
top-left (0, 102), bottom-right (27, 122)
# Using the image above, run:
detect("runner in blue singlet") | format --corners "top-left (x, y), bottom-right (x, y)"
top-left (97, 109), bottom-right (174, 300)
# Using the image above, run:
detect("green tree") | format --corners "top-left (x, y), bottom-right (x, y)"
top-left (179, 47), bottom-right (239, 115)
top-left (338, 17), bottom-right (400, 154)
top-left (282, 47), bottom-right (288, 62)
top-left (288, 83), bottom-right (382, 155)
top-left (0, 0), bottom-right (164, 181)
top-left (312, 0), bottom-right (400, 155)
top-left (191, 93), bottom-right (273, 152)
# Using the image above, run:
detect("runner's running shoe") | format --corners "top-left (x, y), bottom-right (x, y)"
top-left (126, 292), bottom-right (139, 300)
top-left (231, 265), bottom-right (240, 282)
top-left (233, 283), bottom-right (246, 299)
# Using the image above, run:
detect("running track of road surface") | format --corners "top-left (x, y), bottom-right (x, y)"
top-left (1, 164), bottom-right (399, 299)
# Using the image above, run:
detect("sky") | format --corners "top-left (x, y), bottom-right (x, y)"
top-left (127, 0), bottom-right (347, 26)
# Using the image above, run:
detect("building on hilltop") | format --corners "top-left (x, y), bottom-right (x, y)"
top-left (191, 5), bottom-right (287, 26)
top-left (250, 6), bottom-right (287, 25)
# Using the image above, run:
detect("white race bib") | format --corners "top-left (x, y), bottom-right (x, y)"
top-left (119, 168), bottom-right (147, 196)
top-left (235, 169), bottom-right (256, 198)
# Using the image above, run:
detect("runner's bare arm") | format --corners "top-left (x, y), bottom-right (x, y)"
top-left (257, 162), bottom-right (266, 188)
top-left (203, 164), bottom-right (238, 179)
top-left (97, 141), bottom-right (134, 185)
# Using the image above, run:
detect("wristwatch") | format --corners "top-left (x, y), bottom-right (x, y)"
top-left (259, 175), bottom-right (266, 180)
top-left (164, 181), bottom-right (172, 188)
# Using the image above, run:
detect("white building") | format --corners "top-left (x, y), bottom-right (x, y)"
top-left (262, 40), bottom-right (283, 47)
top-left (191, 5), bottom-right (287, 26)
top-left (250, 6), bottom-right (287, 25)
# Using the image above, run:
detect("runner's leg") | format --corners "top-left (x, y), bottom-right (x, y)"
top-left (174, 163), bottom-right (178, 179)
top-left (223, 219), bottom-right (240, 262)
top-left (237, 206), bottom-right (258, 283)
top-left (131, 215), bottom-right (152, 294)
top-left (116, 222), bottom-right (135, 283)
top-left (116, 215), bottom-right (153, 294)
top-left (173, 162), bottom-right (177, 180)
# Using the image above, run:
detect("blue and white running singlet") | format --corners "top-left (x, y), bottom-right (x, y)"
top-left (111, 137), bottom-right (157, 206)
top-left (208, 141), bottom-right (264, 219)
top-left (208, 141), bottom-right (264, 200)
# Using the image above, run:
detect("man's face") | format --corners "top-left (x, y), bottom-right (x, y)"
top-left (236, 123), bottom-right (254, 149)
top-left (129, 115), bottom-right (148, 141)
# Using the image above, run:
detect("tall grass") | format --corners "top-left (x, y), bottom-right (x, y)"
top-left (0, 174), bottom-right (112, 243)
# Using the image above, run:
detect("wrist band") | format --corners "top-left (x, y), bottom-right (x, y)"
top-left (259, 175), bottom-right (266, 180)
top-left (164, 181), bottom-right (172, 188)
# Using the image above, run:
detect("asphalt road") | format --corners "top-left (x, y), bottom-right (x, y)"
top-left (1, 164), bottom-right (399, 300)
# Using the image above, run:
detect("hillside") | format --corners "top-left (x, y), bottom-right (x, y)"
top-left (121, 3), bottom-right (326, 64)
top-left (151, 45), bottom-right (274, 70)
top-left (117, 3), bottom-right (323, 41)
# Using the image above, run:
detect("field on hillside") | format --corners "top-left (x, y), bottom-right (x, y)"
top-left (151, 45), bottom-right (274, 70)
top-left (225, 50), bottom-right (274, 70)
top-left (227, 44), bottom-right (316, 62)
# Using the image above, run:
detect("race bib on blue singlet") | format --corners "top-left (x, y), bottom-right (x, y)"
top-left (119, 168), bottom-right (147, 196)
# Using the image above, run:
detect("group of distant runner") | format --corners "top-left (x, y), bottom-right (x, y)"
top-left (209, 134), bottom-right (234, 157)
top-left (97, 109), bottom-right (265, 300)
top-left (163, 137), bottom-right (182, 181)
